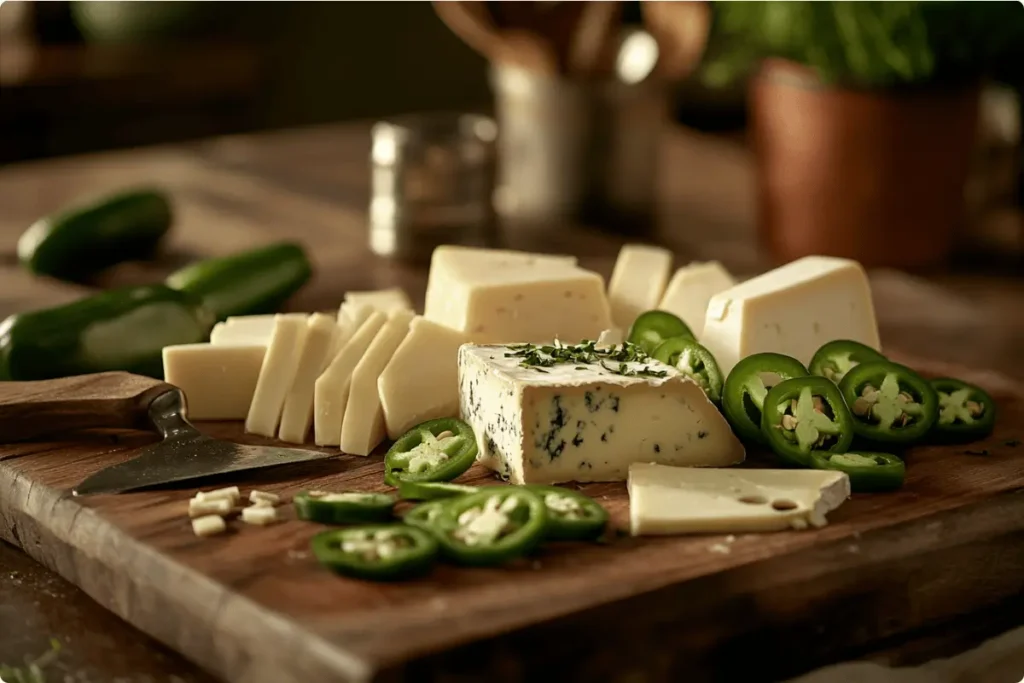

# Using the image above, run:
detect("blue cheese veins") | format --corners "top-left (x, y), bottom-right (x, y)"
top-left (458, 342), bottom-right (746, 485)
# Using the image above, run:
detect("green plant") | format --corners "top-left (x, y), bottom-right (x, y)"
top-left (700, 1), bottom-right (1024, 89)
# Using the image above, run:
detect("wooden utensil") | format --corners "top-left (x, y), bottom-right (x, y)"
top-left (0, 372), bottom-right (333, 495)
top-left (640, 0), bottom-right (712, 80)
top-left (432, 0), bottom-right (561, 74)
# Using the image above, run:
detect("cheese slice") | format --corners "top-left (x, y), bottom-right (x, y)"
top-left (627, 463), bottom-right (851, 535)
top-left (425, 257), bottom-right (611, 344)
top-left (459, 344), bottom-right (745, 484)
top-left (379, 316), bottom-right (468, 439)
top-left (701, 255), bottom-right (881, 376)
top-left (162, 344), bottom-right (265, 420)
top-left (278, 314), bottom-right (339, 444)
top-left (658, 261), bottom-right (736, 338)
top-left (339, 310), bottom-right (415, 455)
top-left (330, 303), bottom-right (373, 359)
top-left (341, 287), bottom-right (413, 316)
top-left (210, 315), bottom-right (277, 346)
top-left (607, 244), bottom-right (673, 329)
top-left (313, 311), bottom-right (387, 446)
top-left (245, 314), bottom-right (310, 437)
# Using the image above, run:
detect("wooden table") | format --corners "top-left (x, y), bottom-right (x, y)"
top-left (0, 122), bottom-right (1022, 681)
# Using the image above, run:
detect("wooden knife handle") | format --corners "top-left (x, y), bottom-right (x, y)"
top-left (0, 372), bottom-right (175, 443)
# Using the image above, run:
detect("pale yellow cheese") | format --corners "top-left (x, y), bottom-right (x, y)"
top-left (210, 315), bottom-right (276, 347)
top-left (379, 316), bottom-right (468, 439)
top-left (245, 314), bottom-right (310, 437)
top-left (340, 287), bottom-right (413, 318)
top-left (278, 314), bottom-right (339, 444)
top-left (607, 244), bottom-right (673, 329)
top-left (162, 343), bottom-right (265, 420)
top-left (330, 303), bottom-right (372, 359)
top-left (658, 261), bottom-right (736, 338)
top-left (424, 256), bottom-right (611, 344)
top-left (313, 311), bottom-right (387, 446)
top-left (339, 310), bottom-right (415, 455)
top-left (701, 256), bottom-right (881, 376)
top-left (627, 463), bottom-right (850, 535)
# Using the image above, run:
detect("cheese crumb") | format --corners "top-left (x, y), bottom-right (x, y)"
top-left (195, 486), bottom-right (241, 504)
top-left (192, 515), bottom-right (227, 537)
top-left (241, 505), bottom-right (279, 526)
top-left (708, 543), bottom-right (731, 554)
top-left (188, 497), bottom-right (233, 519)
top-left (249, 490), bottom-right (281, 507)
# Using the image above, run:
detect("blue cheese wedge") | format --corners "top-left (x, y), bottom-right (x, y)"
top-left (628, 463), bottom-right (851, 535)
top-left (458, 342), bottom-right (745, 484)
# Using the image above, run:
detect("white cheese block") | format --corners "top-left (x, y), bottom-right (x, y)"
top-left (210, 315), bottom-right (277, 346)
top-left (162, 344), bottom-right (266, 420)
top-left (658, 261), bottom-right (737, 338)
top-left (424, 256), bottom-right (612, 344)
top-left (278, 313), bottom-right (339, 444)
top-left (627, 463), bottom-right (851, 535)
top-left (313, 311), bottom-right (387, 446)
top-left (379, 316), bottom-right (468, 439)
top-left (245, 314), bottom-right (310, 437)
top-left (339, 310), bottom-right (415, 455)
top-left (607, 244), bottom-right (673, 329)
top-left (701, 256), bottom-right (881, 377)
top-left (458, 344), bottom-right (744, 484)
top-left (341, 287), bottom-right (413, 316)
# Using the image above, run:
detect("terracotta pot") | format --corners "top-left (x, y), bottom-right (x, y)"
top-left (751, 59), bottom-right (981, 269)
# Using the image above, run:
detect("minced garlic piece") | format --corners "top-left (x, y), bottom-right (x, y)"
top-left (188, 497), bottom-right (233, 519)
top-left (241, 505), bottom-right (279, 526)
top-left (192, 515), bottom-right (227, 537)
top-left (249, 490), bottom-right (281, 507)
top-left (195, 486), bottom-right (241, 504)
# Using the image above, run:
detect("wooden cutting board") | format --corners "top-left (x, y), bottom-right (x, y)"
top-left (1, 351), bottom-right (1023, 683)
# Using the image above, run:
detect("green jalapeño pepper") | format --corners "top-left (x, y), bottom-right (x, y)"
top-left (626, 310), bottom-right (694, 356)
top-left (761, 376), bottom-right (854, 467)
top-left (931, 378), bottom-right (997, 441)
top-left (722, 353), bottom-right (809, 444)
top-left (433, 488), bottom-right (547, 566)
top-left (397, 481), bottom-right (479, 501)
top-left (294, 491), bottom-right (396, 524)
top-left (810, 451), bottom-right (906, 493)
top-left (384, 418), bottom-right (478, 486)
top-left (403, 499), bottom-right (457, 533)
top-left (310, 524), bottom-right (437, 581)
top-left (809, 340), bottom-right (888, 384)
top-left (525, 485), bottom-right (608, 541)
top-left (651, 337), bottom-right (724, 404)
top-left (839, 361), bottom-right (938, 446)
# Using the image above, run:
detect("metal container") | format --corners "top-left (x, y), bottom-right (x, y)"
top-left (369, 113), bottom-right (499, 263)
top-left (489, 60), bottom-right (668, 235)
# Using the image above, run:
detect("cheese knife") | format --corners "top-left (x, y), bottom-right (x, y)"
top-left (0, 372), bottom-right (334, 495)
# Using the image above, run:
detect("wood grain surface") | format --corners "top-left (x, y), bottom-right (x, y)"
top-left (1, 353), bottom-right (1021, 683)
top-left (1, 122), bottom-right (1022, 681)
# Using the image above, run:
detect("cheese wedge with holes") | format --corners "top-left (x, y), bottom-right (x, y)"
top-left (162, 344), bottom-right (265, 420)
top-left (245, 314), bottom-right (310, 437)
top-left (658, 261), bottom-right (736, 338)
top-left (313, 311), bottom-right (387, 446)
top-left (379, 316), bottom-right (468, 439)
top-left (210, 315), bottom-right (277, 346)
top-left (340, 310), bottom-right (415, 455)
top-left (424, 254), bottom-right (611, 344)
top-left (278, 314), bottom-right (339, 443)
top-left (607, 244), bottom-right (673, 329)
top-left (627, 463), bottom-right (851, 535)
top-left (701, 256), bottom-right (880, 377)
top-left (459, 344), bottom-right (744, 484)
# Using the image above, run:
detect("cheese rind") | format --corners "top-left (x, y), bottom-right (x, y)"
top-left (607, 244), bottom-right (673, 329)
top-left (339, 311), bottom-right (415, 455)
top-left (658, 261), bottom-right (736, 338)
top-left (628, 463), bottom-right (851, 535)
top-left (245, 314), bottom-right (310, 437)
top-left (701, 256), bottom-right (881, 377)
top-left (379, 316), bottom-right (468, 439)
top-left (162, 344), bottom-right (265, 420)
top-left (313, 311), bottom-right (387, 446)
top-left (425, 256), bottom-right (612, 344)
top-left (458, 344), bottom-right (745, 484)
top-left (278, 313), bottom-right (339, 444)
